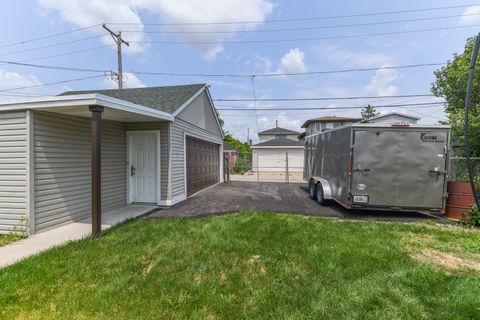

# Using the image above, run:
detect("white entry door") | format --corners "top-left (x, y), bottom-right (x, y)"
top-left (129, 132), bottom-right (159, 203)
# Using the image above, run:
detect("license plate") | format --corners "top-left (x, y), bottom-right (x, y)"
top-left (353, 195), bottom-right (369, 204)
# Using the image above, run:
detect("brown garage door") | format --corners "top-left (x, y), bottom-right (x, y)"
top-left (186, 137), bottom-right (220, 196)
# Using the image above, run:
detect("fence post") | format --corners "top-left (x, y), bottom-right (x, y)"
top-left (286, 152), bottom-right (289, 183)
top-left (225, 156), bottom-right (230, 182)
top-left (256, 152), bottom-right (259, 182)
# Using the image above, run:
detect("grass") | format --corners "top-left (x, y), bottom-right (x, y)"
top-left (0, 233), bottom-right (25, 247)
top-left (1, 212), bottom-right (480, 319)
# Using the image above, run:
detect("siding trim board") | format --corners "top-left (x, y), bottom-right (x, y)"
top-left (26, 111), bottom-right (35, 235)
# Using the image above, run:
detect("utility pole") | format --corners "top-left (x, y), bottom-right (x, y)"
top-left (102, 24), bottom-right (129, 89)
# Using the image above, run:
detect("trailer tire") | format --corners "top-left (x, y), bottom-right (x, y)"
top-left (315, 183), bottom-right (327, 205)
top-left (309, 180), bottom-right (317, 200)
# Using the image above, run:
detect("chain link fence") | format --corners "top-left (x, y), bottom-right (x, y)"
top-left (448, 157), bottom-right (480, 182)
top-left (224, 151), bottom-right (304, 183)
top-left (224, 154), bottom-right (479, 184)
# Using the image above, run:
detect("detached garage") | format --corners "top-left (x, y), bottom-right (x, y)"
top-left (252, 137), bottom-right (305, 173)
top-left (0, 83), bottom-right (224, 235)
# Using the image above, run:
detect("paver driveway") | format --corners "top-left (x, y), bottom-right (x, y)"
top-left (150, 181), bottom-right (440, 221)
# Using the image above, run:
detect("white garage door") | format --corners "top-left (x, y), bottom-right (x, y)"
top-left (253, 150), bottom-right (304, 172)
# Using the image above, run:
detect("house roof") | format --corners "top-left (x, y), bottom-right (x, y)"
top-left (360, 112), bottom-right (420, 123)
top-left (223, 142), bottom-right (237, 152)
top-left (252, 137), bottom-right (304, 148)
top-left (301, 116), bottom-right (361, 128)
top-left (257, 126), bottom-right (300, 136)
top-left (59, 83), bottom-right (206, 114)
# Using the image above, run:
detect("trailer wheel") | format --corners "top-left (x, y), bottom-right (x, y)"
top-left (315, 183), bottom-right (327, 205)
top-left (309, 180), bottom-right (317, 200)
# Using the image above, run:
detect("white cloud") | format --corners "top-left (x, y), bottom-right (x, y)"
top-left (460, 6), bottom-right (480, 24)
top-left (38, 0), bottom-right (274, 59)
top-left (277, 48), bottom-right (307, 74)
top-left (0, 69), bottom-right (41, 91)
top-left (248, 53), bottom-right (273, 72)
top-left (104, 72), bottom-right (145, 88)
top-left (258, 112), bottom-right (302, 131)
top-left (37, 0), bottom-right (146, 53)
top-left (366, 68), bottom-right (398, 96)
top-left (136, 0), bottom-right (274, 60)
top-left (315, 45), bottom-right (393, 68)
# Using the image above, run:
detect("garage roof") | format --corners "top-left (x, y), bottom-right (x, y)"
top-left (59, 83), bottom-right (206, 114)
top-left (252, 137), bottom-right (304, 148)
top-left (257, 127), bottom-right (300, 135)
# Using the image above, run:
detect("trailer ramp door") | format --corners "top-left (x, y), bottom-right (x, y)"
top-left (352, 129), bottom-right (447, 209)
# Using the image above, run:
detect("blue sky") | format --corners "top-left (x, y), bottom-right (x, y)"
top-left (0, 1), bottom-right (479, 141)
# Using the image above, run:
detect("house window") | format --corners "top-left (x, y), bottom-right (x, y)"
top-left (315, 123), bottom-right (321, 132)
top-left (333, 122), bottom-right (341, 128)
top-left (325, 123), bottom-right (334, 129)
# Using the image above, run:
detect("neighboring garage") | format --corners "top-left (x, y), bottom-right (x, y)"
top-left (186, 137), bottom-right (220, 196)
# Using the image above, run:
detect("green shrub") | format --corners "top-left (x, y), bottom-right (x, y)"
top-left (460, 204), bottom-right (480, 228)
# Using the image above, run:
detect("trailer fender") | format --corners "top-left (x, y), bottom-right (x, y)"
top-left (311, 177), bottom-right (333, 200)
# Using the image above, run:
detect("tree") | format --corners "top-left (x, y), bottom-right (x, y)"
top-left (432, 36), bottom-right (480, 156)
top-left (224, 133), bottom-right (252, 174)
top-left (361, 104), bottom-right (380, 120)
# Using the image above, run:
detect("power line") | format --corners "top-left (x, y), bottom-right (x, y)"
top-left (19, 45), bottom-right (114, 62)
top-left (0, 91), bottom-right (55, 98)
top-left (0, 60), bottom-right (111, 73)
top-left (0, 74), bottom-right (108, 93)
top-left (133, 63), bottom-right (444, 78)
top-left (131, 24), bottom-right (480, 45)
top-left (0, 35), bottom-right (105, 57)
top-left (216, 102), bottom-right (445, 111)
top-left (214, 94), bottom-right (435, 102)
top-left (0, 59), bottom-right (444, 77)
top-left (108, 4), bottom-right (478, 26)
top-left (122, 12), bottom-right (480, 34)
top-left (0, 24), bottom-right (102, 49)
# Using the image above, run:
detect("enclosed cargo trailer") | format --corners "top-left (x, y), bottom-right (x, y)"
top-left (304, 124), bottom-right (450, 213)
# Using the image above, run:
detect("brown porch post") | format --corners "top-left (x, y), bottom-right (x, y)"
top-left (90, 105), bottom-right (104, 236)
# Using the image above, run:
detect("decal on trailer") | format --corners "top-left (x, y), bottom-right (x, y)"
top-left (420, 133), bottom-right (445, 143)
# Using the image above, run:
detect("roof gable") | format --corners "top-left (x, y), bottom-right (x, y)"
top-left (176, 90), bottom-right (222, 137)
top-left (252, 137), bottom-right (304, 148)
top-left (258, 126), bottom-right (300, 136)
top-left (59, 84), bottom-right (206, 114)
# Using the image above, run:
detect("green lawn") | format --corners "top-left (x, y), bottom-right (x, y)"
top-left (1, 212), bottom-right (480, 319)
top-left (0, 233), bottom-right (25, 247)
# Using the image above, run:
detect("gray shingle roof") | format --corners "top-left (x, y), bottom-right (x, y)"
top-left (252, 137), bottom-right (304, 148)
top-left (59, 84), bottom-right (206, 114)
top-left (257, 127), bottom-right (300, 136)
top-left (223, 142), bottom-right (237, 152)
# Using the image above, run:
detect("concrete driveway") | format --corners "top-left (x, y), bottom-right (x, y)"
top-left (150, 181), bottom-right (441, 221)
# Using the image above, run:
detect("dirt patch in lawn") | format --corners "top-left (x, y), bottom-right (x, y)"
top-left (413, 249), bottom-right (480, 271)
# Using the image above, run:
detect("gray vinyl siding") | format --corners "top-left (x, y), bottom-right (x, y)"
top-left (125, 122), bottom-right (169, 200)
top-left (177, 92), bottom-right (222, 137)
top-left (0, 111), bottom-right (27, 234)
top-left (34, 112), bottom-right (126, 233)
top-left (170, 118), bottom-right (222, 197)
top-left (101, 120), bottom-right (126, 212)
